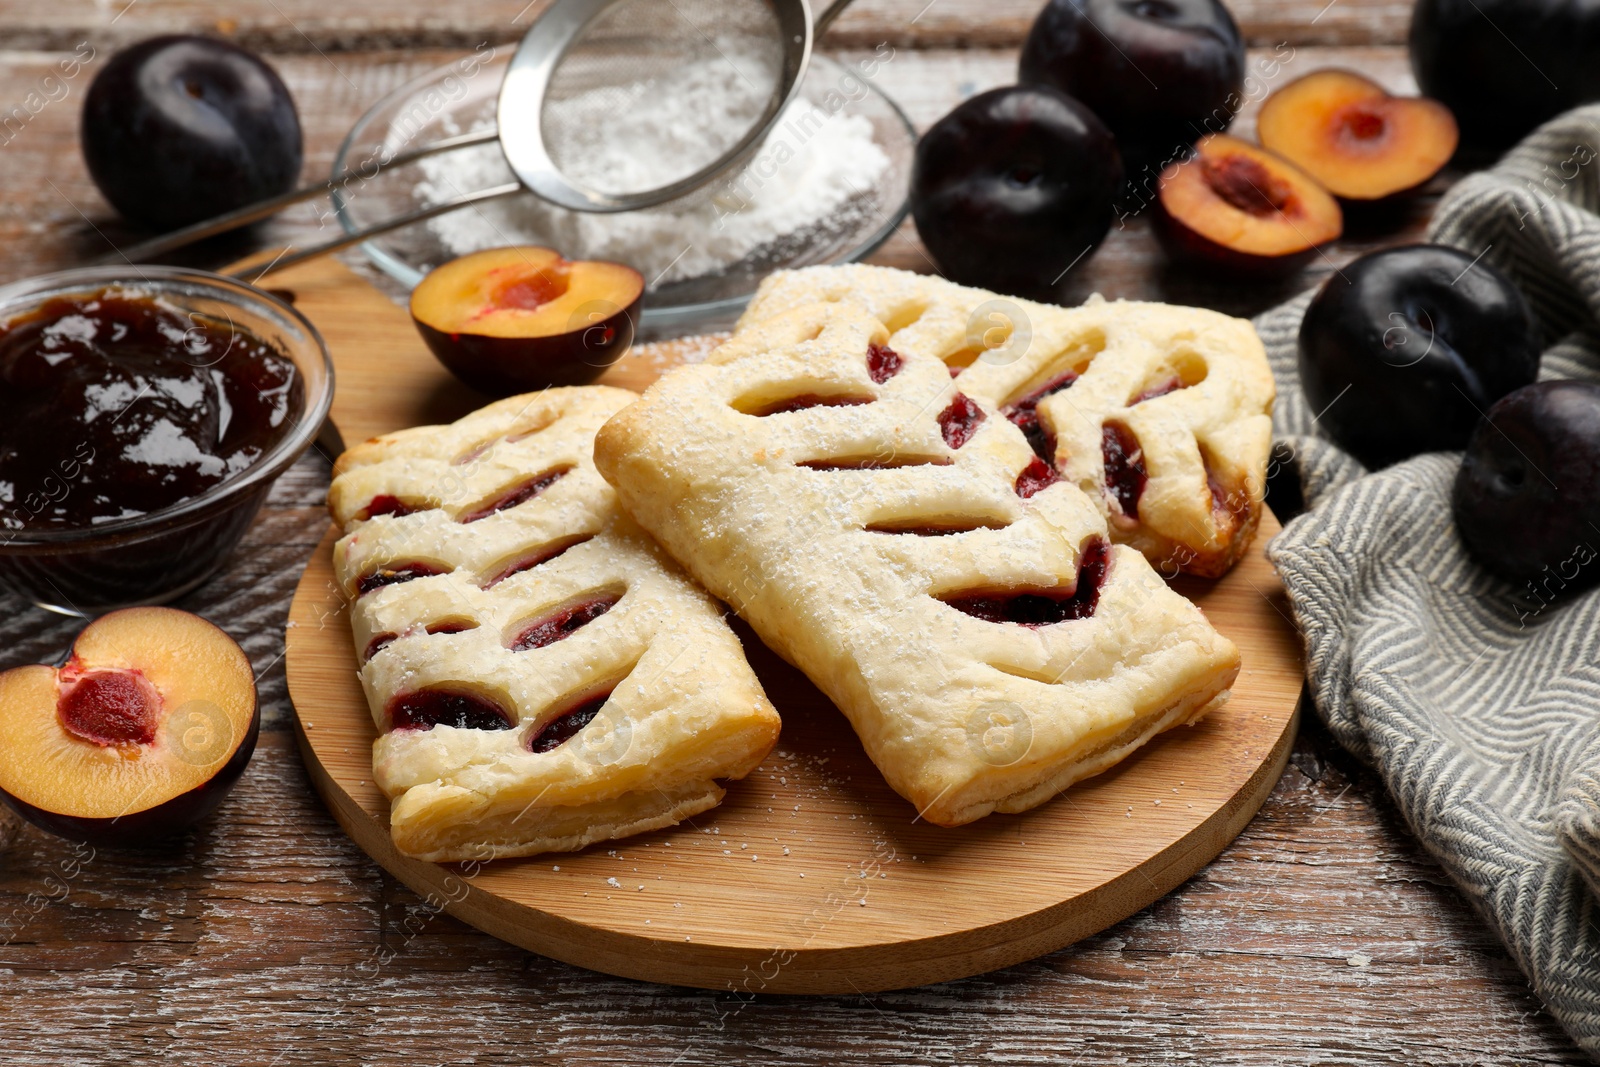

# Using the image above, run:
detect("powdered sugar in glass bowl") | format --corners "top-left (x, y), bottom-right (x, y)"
top-left (331, 47), bottom-right (914, 336)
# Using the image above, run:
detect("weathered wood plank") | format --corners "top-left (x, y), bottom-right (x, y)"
top-left (0, 727), bottom-right (1583, 1065)
top-left (0, 42), bottom-right (1427, 324)
top-left (0, 0), bottom-right (1415, 53)
top-left (0, 22), bottom-right (1585, 1067)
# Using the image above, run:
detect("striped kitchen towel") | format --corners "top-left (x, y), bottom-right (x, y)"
top-left (1259, 104), bottom-right (1600, 1058)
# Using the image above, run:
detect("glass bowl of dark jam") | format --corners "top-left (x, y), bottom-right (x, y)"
top-left (0, 267), bottom-right (333, 614)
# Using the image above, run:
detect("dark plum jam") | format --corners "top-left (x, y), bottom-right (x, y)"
top-left (0, 289), bottom-right (303, 533)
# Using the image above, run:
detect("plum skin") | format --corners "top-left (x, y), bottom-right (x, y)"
top-left (1411, 0), bottom-right (1600, 157)
top-left (1298, 244), bottom-right (1540, 469)
top-left (910, 85), bottom-right (1123, 297)
top-left (1453, 381), bottom-right (1600, 593)
top-left (81, 35), bottom-right (303, 230)
top-left (0, 705), bottom-right (260, 847)
top-left (1019, 0), bottom-right (1245, 178)
top-left (414, 294), bottom-right (641, 396)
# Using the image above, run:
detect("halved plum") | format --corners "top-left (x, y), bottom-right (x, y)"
top-left (410, 246), bottom-right (644, 396)
top-left (0, 607), bottom-right (259, 845)
top-left (1257, 70), bottom-right (1458, 201)
top-left (1155, 134), bottom-right (1343, 274)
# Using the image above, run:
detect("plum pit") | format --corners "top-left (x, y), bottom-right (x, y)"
top-left (410, 246), bottom-right (643, 396)
top-left (1155, 133), bottom-right (1342, 272)
top-left (1202, 155), bottom-right (1294, 217)
top-left (1257, 69), bottom-right (1458, 200)
top-left (58, 669), bottom-right (160, 747)
top-left (486, 264), bottom-right (570, 315)
top-left (0, 606), bottom-right (260, 844)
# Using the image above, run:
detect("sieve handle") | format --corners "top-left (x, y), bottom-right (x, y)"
top-left (221, 182), bottom-right (524, 282)
top-left (815, 0), bottom-right (856, 33)
top-left (97, 128), bottom-right (502, 268)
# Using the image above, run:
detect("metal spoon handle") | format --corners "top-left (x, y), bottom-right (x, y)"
top-left (225, 182), bottom-right (523, 282)
top-left (104, 128), bottom-right (502, 267)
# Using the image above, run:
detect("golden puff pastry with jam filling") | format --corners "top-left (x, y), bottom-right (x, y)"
top-left (595, 301), bottom-right (1240, 827)
top-left (328, 387), bottom-right (779, 863)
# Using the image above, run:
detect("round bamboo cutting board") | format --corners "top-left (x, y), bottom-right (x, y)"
top-left (275, 257), bottom-right (1305, 995)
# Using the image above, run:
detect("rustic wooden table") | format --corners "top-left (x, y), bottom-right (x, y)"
top-left (0, 1), bottom-right (1585, 1064)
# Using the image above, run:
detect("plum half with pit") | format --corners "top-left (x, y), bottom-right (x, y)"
top-left (0, 607), bottom-right (260, 845)
top-left (410, 246), bottom-right (644, 396)
top-left (1154, 133), bottom-right (1342, 274)
top-left (1454, 381), bottom-right (1600, 594)
top-left (82, 35), bottom-right (303, 230)
top-left (1018, 0), bottom-right (1245, 180)
top-left (1257, 70), bottom-right (1458, 201)
top-left (910, 85), bottom-right (1122, 297)
top-left (1298, 244), bottom-right (1540, 469)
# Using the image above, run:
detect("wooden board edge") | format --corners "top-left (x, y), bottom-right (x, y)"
top-left (289, 685), bottom-right (1300, 994)
top-left (284, 522), bottom-right (1303, 994)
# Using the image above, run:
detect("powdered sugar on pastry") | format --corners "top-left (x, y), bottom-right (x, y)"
top-left (595, 301), bottom-right (1240, 826)
top-left (736, 264), bottom-right (1274, 578)
top-left (327, 387), bottom-right (779, 862)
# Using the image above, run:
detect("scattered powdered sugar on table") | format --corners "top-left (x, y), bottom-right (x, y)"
top-left (414, 51), bottom-right (890, 285)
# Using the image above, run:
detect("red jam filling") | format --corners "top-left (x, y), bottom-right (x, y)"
top-left (747, 393), bottom-right (874, 416)
top-left (527, 692), bottom-right (613, 753)
top-left (1002, 370), bottom-right (1077, 461)
top-left (364, 620), bottom-right (475, 662)
top-left (363, 632), bottom-right (398, 662)
top-left (799, 455), bottom-right (951, 471)
top-left (866, 519), bottom-right (1001, 536)
top-left (356, 562), bottom-right (447, 596)
top-left (482, 535), bottom-right (592, 589)
top-left (459, 468), bottom-right (567, 523)
top-left (364, 494), bottom-right (421, 519)
top-left (938, 394), bottom-right (985, 449)
top-left (941, 538), bottom-right (1112, 625)
top-left (388, 690), bottom-right (513, 732)
top-left (509, 594), bottom-right (620, 652)
top-left (867, 342), bottom-right (904, 384)
top-left (1014, 457), bottom-right (1060, 499)
top-left (1102, 423), bottom-right (1147, 519)
top-left (1130, 377), bottom-right (1183, 405)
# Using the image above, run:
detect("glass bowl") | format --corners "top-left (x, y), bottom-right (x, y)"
top-left (331, 49), bottom-right (915, 336)
top-left (0, 267), bottom-right (334, 615)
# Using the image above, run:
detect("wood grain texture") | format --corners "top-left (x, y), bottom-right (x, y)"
top-left (274, 257), bottom-right (1303, 991)
top-left (0, 41), bottom-right (1434, 324)
top-left (290, 525), bottom-right (1301, 993)
top-left (0, 0), bottom-right (1414, 52)
top-left (0, 1), bottom-right (1586, 1060)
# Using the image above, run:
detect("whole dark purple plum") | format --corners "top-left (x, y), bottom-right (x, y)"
top-left (1018, 0), bottom-right (1245, 180)
top-left (1412, 0), bottom-right (1600, 157)
top-left (910, 85), bottom-right (1122, 298)
top-left (1453, 380), bottom-right (1600, 592)
top-left (1298, 244), bottom-right (1540, 469)
top-left (82, 35), bottom-right (303, 230)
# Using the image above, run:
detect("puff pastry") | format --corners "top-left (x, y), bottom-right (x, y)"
top-left (327, 387), bottom-right (780, 862)
top-left (595, 301), bottom-right (1241, 826)
top-left (736, 264), bottom-right (1275, 577)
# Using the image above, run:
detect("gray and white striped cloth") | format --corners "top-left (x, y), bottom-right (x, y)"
top-left (1260, 105), bottom-right (1600, 1058)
